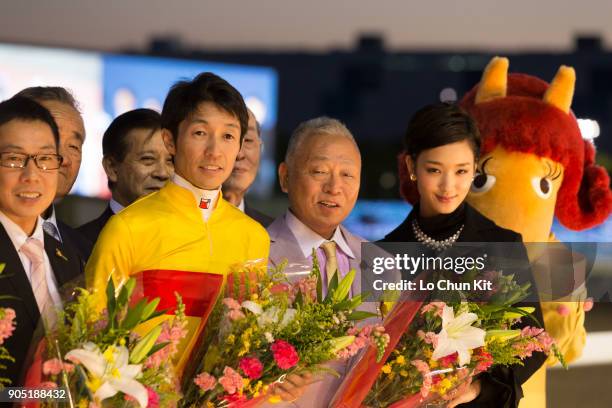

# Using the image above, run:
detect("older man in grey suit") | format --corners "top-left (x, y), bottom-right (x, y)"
top-left (264, 117), bottom-right (380, 407)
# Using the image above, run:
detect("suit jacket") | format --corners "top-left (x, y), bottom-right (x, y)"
top-left (0, 224), bottom-right (84, 386)
top-left (58, 220), bottom-right (93, 265)
top-left (76, 205), bottom-right (114, 246)
top-left (381, 203), bottom-right (547, 408)
top-left (265, 215), bottom-right (397, 408)
top-left (244, 200), bottom-right (274, 228)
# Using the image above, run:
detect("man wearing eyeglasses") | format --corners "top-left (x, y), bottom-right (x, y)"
top-left (222, 109), bottom-right (274, 227)
top-left (0, 97), bottom-right (83, 387)
top-left (14, 87), bottom-right (91, 262)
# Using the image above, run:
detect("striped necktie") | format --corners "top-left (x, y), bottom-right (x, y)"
top-left (320, 241), bottom-right (339, 285)
top-left (20, 237), bottom-right (56, 327)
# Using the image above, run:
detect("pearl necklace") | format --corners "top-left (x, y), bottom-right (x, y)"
top-left (411, 219), bottom-right (464, 251)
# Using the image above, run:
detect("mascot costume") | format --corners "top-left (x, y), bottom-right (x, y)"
top-left (398, 56), bottom-right (612, 407)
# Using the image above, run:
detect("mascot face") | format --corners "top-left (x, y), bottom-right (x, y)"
top-left (468, 146), bottom-right (564, 242)
top-left (458, 57), bottom-right (611, 238)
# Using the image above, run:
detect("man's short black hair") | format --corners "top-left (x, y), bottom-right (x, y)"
top-left (103, 108), bottom-right (161, 162)
top-left (14, 86), bottom-right (80, 112)
top-left (161, 72), bottom-right (248, 143)
top-left (0, 96), bottom-right (60, 149)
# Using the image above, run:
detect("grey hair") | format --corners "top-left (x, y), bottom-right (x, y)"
top-left (285, 116), bottom-right (357, 166)
top-left (14, 86), bottom-right (81, 113)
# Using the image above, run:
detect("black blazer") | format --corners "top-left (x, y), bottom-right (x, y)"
top-left (244, 200), bottom-right (274, 228)
top-left (381, 203), bottom-right (546, 408)
top-left (76, 205), bottom-right (114, 246)
top-left (0, 224), bottom-right (83, 386)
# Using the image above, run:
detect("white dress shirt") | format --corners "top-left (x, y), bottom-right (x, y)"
top-left (237, 198), bottom-right (245, 213)
top-left (172, 174), bottom-right (220, 222)
top-left (0, 211), bottom-right (63, 309)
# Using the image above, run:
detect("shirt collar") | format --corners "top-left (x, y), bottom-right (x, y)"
top-left (237, 198), bottom-right (245, 213)
top-left (284, 210), bottom-right (355, 259)
top-left (0, 210), bottom-right (45, 251)
top-left (109, 198), bottom-right (124, 214)
top-left (44, 206), bottom-right (59, 231)
top-left (172, 173), bottom-right (220, 221)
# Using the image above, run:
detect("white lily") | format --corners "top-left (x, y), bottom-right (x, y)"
top-left (432, 305), bottom-right (486, 366)
top-left (65, 342), bottom-right (148, 407)
top-left (256, 306), bottom-right (297, 329)
top-left (241, 300), bottom-right (263, 315)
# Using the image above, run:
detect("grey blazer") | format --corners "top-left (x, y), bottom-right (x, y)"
top-left (262, 214), bottom-right (395, 408)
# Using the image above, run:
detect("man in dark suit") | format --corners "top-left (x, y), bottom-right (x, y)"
top-left (0, 97), bottom-right (83, 386)
top-left (78, 109), bottom-right (173, 243)
top-left (14, 87), bottom-right (92, 262)
top-left (222, 108), bottom-right (274, 227)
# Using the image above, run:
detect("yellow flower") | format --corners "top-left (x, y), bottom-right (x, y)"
top-left (251, 293), bottom-right (259, 301)
top-left (429, 359), bottom-right (438, 369)
top-left (268, 395), bottom-right (282, 404)
top-left (400, 370), bottom-right (408, 377)
top-left (382, 364), bottom-right (392, 374)
top-left (396, 355), bottom-right (406, 365)
top-left (78, 399), bottom-right (88, 408)
top-left (226, 334), bottom-right (235, 345)
top-left (438, 378), bottom-right (452, 394)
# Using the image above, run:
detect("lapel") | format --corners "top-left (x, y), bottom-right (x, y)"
top-left (267, 216), bottom-right (308, 265)
top-left (0, 224), bottom-right (39, 323)
top-left (339, 224), bottom-right (365, 295)
top-left (44, 232), bottom-right (82, 288)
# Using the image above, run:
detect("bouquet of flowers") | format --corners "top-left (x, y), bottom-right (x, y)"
top-left (332, 270), bottom-right (565, 408)
top-left (1, 263), bottom-right (17, 389)
top-left (25, 277), bottom-right (186, 407)
top-left (180, 257), bottom-right (390, 407)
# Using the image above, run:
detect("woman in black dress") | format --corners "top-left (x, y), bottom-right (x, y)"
top-left (381, 102), bottom-right (546, 408)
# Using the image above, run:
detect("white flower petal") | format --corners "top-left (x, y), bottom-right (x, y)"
top-left (280, 309), bottom-right (297, 328)
top-left (457, 348), bottom-right (471, 366)
top-left (119, 363), bottom-right (143, 379)
top-left (110, 377), bottom-right (149, 408)
top-left (65, 349), bottom-right (106, 378)
top-left (241, 301), bottom-right (263, 315)
top-left (442, 306), bottom-right (455, 326)
top-left (95, 381), bottom-right (119, 402)
top-left (449, 312), bottom-right (478, 330)
top-left (114, 345), bottom-right (130, 368)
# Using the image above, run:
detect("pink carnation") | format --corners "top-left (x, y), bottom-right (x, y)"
top-left (0, 308), bottom-right (16, 344)
top-left (144, 319), bottom-right (188, 369)
top-left (239, 357), bottom-right (264, 379)
top-left (271, 340), bottom-right (299, 370)
top-left (194, 372), bottom-right (217, 392)
top-left (411, 360), bottom-right (432, 398)
top-left (219, 366), bottom-right (244, 395)
top-left (223, 298), bottom-right (242, 310)
top-left (228, 309), bottom-right (246, 321)
top-left (473, 348), bottom-right (493, 374)
top-left (147, 387), bottom-right (160, 408)
top-left (420, 302), bottom-right (445, 317)
top-left (42, 358), bottom-right (74, 375)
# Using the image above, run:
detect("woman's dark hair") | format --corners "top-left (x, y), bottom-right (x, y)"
top-left (0, 96), bottom-right (60, 149)
top-left (161, 72), bottom-right (248, 143)
top-left (403, 102), bottom-right (481, 160)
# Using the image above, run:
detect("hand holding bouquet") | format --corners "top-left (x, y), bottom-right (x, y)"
top-left (181, 258), bottom-right (390, 407)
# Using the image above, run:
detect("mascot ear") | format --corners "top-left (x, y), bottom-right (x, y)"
top-left (475, 56), bottom-right (509, 104)
top-left (543, 65), bottom-right (576, 114)
top-left (556, 140), bottom-right (612, 230)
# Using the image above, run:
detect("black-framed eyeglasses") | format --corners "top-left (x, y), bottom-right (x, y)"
top-left (0, 152), bottom-right (63, 170)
